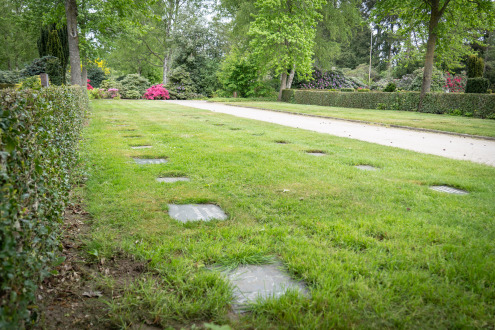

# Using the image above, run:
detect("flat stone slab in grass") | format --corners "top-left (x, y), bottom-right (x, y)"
top-left (157, 177), bottom-right (190, 183)
top-left (131, 145), bottom-right (152, 149)
top-left (168, 204), bottom-right (227, 222)
top-left (223, 263), bottom-right (309, 312)
top-left (430, 185), bottom-right (468, 195)
top-left (306, 151), bottom-right (326, 156)
top-left (133, 158), bottom-right (168, 165)
top-left (355, 165), bottom-right (378, 171)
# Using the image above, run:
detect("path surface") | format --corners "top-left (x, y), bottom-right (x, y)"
top-left (168, 100), bottom-right (495, 167)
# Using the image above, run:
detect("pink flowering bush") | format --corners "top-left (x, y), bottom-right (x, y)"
top-left (107, 88), bottom-right (120, 99)
top-left (143, 84), bottom-right (170, 100)
top-left (87, 79), bottom-right (93, 90)
top-left (444, 72), bottom-right (466, 93)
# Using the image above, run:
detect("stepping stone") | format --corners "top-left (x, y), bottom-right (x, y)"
top-left (306, 151), bottom-right (326, 156)
top-left (156, 177), bottom-right (190, 183)
top-left (131, 145), bottom-right (152, 149)
top-left (355, 165), bottom-right (378, 171)
top-left (223, 263), bottom-right (309, 312)
top-left (133, 158), bottom-right (168, 165)
top-left (168, 204), bottom-right (227, 223)
top-left (430, 185), bottom-right (468, 195)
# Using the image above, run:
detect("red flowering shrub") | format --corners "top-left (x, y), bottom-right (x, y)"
top-left (87, 79), bottom-right (94, 90)
top-left (143, 84), bottom-right (170, 100)
top-left (444, 72), bottom-right (466, 93)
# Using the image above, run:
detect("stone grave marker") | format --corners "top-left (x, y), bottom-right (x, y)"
top-left (157, 177), bottom-right (190, 183)
top-left (168, 204), bottom-right (227, 223)
top-left (131, 145), bottom-right (152, 150)
top-left (306, 151), bottom-right (326, 156)
top-left (133, 158), bottom-right (168, 165)
top-left (222, 263), bottom-right (309, 312)
top-left (355, 165), bottom-right (378, 171)
top-left (430, 186), bottom-right (468, 195)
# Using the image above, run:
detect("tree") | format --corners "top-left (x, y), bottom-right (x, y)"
top-left (249, 0), bottom-right (327, 101)
top-left (65, 0), bottom-right (82, 85)
top-left (372, 0), bottom-right (495, 108)
top-left (38, 24), bottom-right (69, 85)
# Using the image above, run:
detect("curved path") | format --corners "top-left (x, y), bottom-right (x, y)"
top-left (168, 100), bottom-right (495, 167)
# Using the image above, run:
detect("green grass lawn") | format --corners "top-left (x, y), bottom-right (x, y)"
top-left (210, 99), bottom-right (495, 138)
top-left (83, 99), bottom-right (495, 328)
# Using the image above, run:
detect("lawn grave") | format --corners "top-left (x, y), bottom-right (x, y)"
top-left (168, 204), bottom-right (227, 223)
top-left (355, 165), bottom-right (378, 171)
top-left (156, 177), bottom-right (190, 183)
top-left (429, 185), bottom-right (469, 195)
top-left (222, 263), bottom-right (309, 312)
top-left (306, 150), bottom-right (326, 156)
top-left (133, 158), bottom-right (168, 165)
top-left (131, 145), bottom-right (153, 150)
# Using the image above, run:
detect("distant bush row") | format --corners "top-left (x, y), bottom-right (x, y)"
top-left (281, 89), bottom-right (495, 119)
top-left (0, 87), bottom-right (88, 327)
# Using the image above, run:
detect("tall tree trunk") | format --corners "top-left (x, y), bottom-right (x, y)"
top-left (419, 5), bottom-right (441, 110)
top-left (286, 66), bottom-right (296, 89)
top-left (81, 66), bottom-right (88, 87)
top-left (65, 0), bottom-right (81, 86)
top-left (278, 72), bottom-right (288, 101)
top-left (162, 52), bottom-right (171, 85)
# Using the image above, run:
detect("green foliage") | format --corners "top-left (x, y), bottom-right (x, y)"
top-left (340, 88), bottom-right (355, 92)
top-left (22, 56), bottom-right (63, 86)
top-left (120, 74), bottom-right (150, 99)
top-left (467, 55), bottom-right (484, 78)
top-left (465, 78), bottom-right (490, 94)
top-left (87, 66), bottom-right (107, 88)
top-left (282, 89), bottom-right (495, 118)
top-left (357, 88), bottom-right (370, 93)
top-left (383, 82), bottom-right (397, 92)
top-left (0, 71), bottom-right (21, 85)
top-left (100, 79), bottom-right (122, 91)
top-left (37, 24), bottom-right (69, 85)
top-left (217, 49), bottom-right (271, 98)
top-left (248, 0), bottom-right (326, 80)
top-left (408, 68), bottom-right (445, 92)
top-left (17, 76), bottom-right (42, 90)
top-left (0, 87), bottom-right (88, 327)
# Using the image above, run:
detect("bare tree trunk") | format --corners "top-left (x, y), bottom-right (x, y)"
top-left (162, 52), bottom-right (171, 85)
top-left (81, 66), bottom-right (87, 87)
top-left (278, 72), bottom-right (288, 101)
top-left (65, 0), bottom-right (81, 86)
top-left (286, 66), bottom-right (296, 89)
top-left (419, 9), bottom-right (440, 110)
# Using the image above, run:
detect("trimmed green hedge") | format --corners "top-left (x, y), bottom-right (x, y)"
top-left (0, 87), bottom-right (88, 327)
top-left (281, 89), bottom-right (495, 119)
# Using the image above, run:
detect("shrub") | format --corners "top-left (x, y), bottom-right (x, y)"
top-left (100, 79), bottom-right (122, 91)
top-left (143, 84), bottom-right (170, 100)
top-left (22, 56), bottom-right (63, 86)
top-left (86, 79), bottom-right (93, 90)
top-left (0, 71), bottom-right (22, 84)
top-left (467, 55), bottom-right (484, 78)
top-left (17, 76), bottom-right (42, 90)
top-left (119, 74), bottom-right (150, 99)
top-left (87, 66), bottom-right (107, 88)
top-left (341, 88), bottom-right (354, 92)
top-left (295, 68), bottom-right (366, 90)
top-left (357, 88), bottom-right (370, 93)
top-left (107, 88), bottom-right (120, 99)
top-left (465, 78), bottom-right (490, 94)
top-left (88, 88), bottom-right (106, 99)
top-left (444, 72), bottom-right (466, 93)
top-left (281, 89), bottom-right (495, 119)
top-left (0, 87), bottom-right (88, 327)
top-left (408, 67), bottom-right (445, 92)
top-left (383, 83), bottom-right (396, 92)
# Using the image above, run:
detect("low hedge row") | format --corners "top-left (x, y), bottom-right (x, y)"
top-left (281, 89), bottom-right (495, 119)
top-left (0, 87), bottom-right (88, 327)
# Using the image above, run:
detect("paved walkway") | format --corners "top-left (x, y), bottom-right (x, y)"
top-left (168, 100), bottom-right (495, 167)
